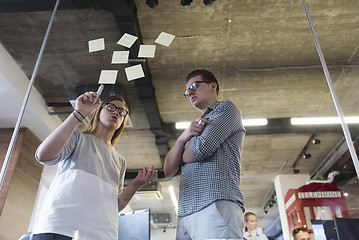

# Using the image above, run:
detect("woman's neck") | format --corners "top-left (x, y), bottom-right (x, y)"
top-left (94, 126), bottom-right (114, 146)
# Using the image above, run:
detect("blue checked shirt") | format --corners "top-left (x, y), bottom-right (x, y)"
top-left (178, 100), bottom-right (245, 217)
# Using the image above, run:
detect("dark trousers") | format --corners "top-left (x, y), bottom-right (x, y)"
top-left (31, 233), bottom-right (72, 240)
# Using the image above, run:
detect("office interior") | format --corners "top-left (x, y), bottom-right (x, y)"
top-left (0, 0), bottom-right (359, 239)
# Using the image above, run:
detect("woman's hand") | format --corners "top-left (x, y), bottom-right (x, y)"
top-left (250, 229), bottom-right (257, 240)
top-left (118, 166), bottom-right (157, 211)
top-left (132, 166), bottom-right (156, 189)
top-left (75, 91), bottom-right (100, 117)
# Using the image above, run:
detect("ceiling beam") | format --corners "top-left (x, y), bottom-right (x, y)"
top-left (101, 0), bottom-right (169, 166)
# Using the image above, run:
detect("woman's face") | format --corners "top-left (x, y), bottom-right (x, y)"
top-left (245, 214), bottom-right (258, 232)
top-left (98, 100), bottom-right (127, 130)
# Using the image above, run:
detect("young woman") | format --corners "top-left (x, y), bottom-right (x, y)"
top-left (31, 91), bottom-right (156, 240)
top-left (243, 212), bottom-right (269, 240)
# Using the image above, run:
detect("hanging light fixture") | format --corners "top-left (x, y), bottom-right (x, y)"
top-left (203, 0), bottom-right (215, 5)
top-left (181, 0), bottom-right (193, 6)
top-left (146, 0), bottom-right (159, 8)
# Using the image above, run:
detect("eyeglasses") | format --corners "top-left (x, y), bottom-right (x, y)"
top-left (104, 103), bottom-right (128, 117)
top-left (184, 81), bottom-right (212, 98)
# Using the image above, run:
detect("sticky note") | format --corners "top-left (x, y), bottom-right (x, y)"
top-left (155, 32), bottom-right (175, 47)
top-left (98, 70), bottom-right (118, 84)
top-left (88, 38), bottom-right (105, 52)
top-left (138, 45), bottom-right (156, 58)
top-left (117, 33), bottom-right (138, 48)
top-left (69, 100), bottom-right (76, 109)
top-left (125, 64), bottom-right (145, 81)
top-left (112, 51), bottom-right (129, 64)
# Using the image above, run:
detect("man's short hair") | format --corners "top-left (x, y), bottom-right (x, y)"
top-left (292, 227), bottom-right (308, 238)
top-left (186, 69), bottom-right (219, 95)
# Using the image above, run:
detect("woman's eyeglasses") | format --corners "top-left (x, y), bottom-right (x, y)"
top-left (104, 103), bottom-right (128, 117)
top-left (184, 81), bottom-right (212, 98)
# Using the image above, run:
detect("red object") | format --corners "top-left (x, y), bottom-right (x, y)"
top-left (285, 183), bottom-right (349, 234)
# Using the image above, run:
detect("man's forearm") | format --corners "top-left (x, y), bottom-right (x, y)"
top-left (164, 138), bottom-right (187, 176)
top-left (182, 142), bottom-right (199, 163)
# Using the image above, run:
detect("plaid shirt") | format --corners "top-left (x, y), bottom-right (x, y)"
top-left (178, 100), bottom-right (246, 217)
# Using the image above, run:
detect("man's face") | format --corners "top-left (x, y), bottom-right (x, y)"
top-left (185, 75), bottom-right (213, 110)
top-left (294, 231), bottom-right (311, 240)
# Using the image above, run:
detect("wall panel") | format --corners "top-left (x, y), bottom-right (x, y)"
top-left (0, 128), bottom-right (42, 240)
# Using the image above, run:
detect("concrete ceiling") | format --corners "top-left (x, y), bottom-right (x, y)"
top-left (1, 0), bottom-right (359, 236)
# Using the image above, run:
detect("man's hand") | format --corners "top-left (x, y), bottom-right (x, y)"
top-left (178, 118), bottom-right (210, 143)
top-left (164, 118), bottom-right (210, 176)
top-left (181, 118), bottom-right (211, 164)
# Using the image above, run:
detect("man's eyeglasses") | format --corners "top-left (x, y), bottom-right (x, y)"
top-left (104, 103), bottom-right (128, 117)
top-left (184, 81), bottom-right (212, 98)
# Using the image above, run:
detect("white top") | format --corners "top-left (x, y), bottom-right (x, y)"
top-left (32, 130), bottom-right (126, 240)
top-left (243, 227), bottom-right (269, 240)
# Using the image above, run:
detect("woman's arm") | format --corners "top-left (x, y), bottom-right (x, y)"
top-left (36, 91), bottom-right (99, 162)
top-left (118, 166), bottom-right (156, 211)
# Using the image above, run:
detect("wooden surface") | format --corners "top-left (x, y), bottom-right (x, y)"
top-left (0, 128), bottom-right (42, 240)
top-left (0, 128), bottom-right (25, 214)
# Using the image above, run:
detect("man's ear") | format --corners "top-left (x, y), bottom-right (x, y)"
top-left (211, 82), bottom-right (217, 92)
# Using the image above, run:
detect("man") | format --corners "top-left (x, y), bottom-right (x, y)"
top-left (164, 69), bottom-right (246, 240)
top-left (292, 227), bottom-right (311, 240)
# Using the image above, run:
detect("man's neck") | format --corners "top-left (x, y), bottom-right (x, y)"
top-left (200, 98), bottom-right (219, 113)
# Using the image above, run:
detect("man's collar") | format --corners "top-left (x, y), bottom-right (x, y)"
top-left (201, 101), bottom-right (219, 117)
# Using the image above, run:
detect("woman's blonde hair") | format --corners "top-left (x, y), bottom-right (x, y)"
top-left (81, 95), bottom-right (128, 146)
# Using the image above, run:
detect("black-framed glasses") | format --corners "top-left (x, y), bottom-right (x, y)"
top-left (184, 81), bottom-right (212, 98)
top-left (104, 103), bottom-right (128, 117)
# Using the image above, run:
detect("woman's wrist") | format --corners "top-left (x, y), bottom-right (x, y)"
top-left (74, 109), bottom-right (86, 120)
top-left (72, 111), bottom-right (82, 123)
top-left (72, 109), bottom-right (88, 123)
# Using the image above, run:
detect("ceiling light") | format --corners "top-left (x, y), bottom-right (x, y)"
top-left (242, 118), bottom-right (268, 126)
top-left (303, 153), bottom-right (312, 159)
top-left (169, 186), bottom-right (178, 214)
top-left (175, 122), bottom-right (190, 129)
top-left (181, 0), bottom-right (193, 6)
top-left (175, 118), bottom-right (268, 129)
top-left (263, 206), bottom-right (268, 214)
top-left (146, 0), bottom-right (159, 8)
top-left (290, 116), bottom-right (359, 125)
top-left (344, 192), bottom-right (349, 197)
top-left (312, 139), bottom-right (321, 144)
